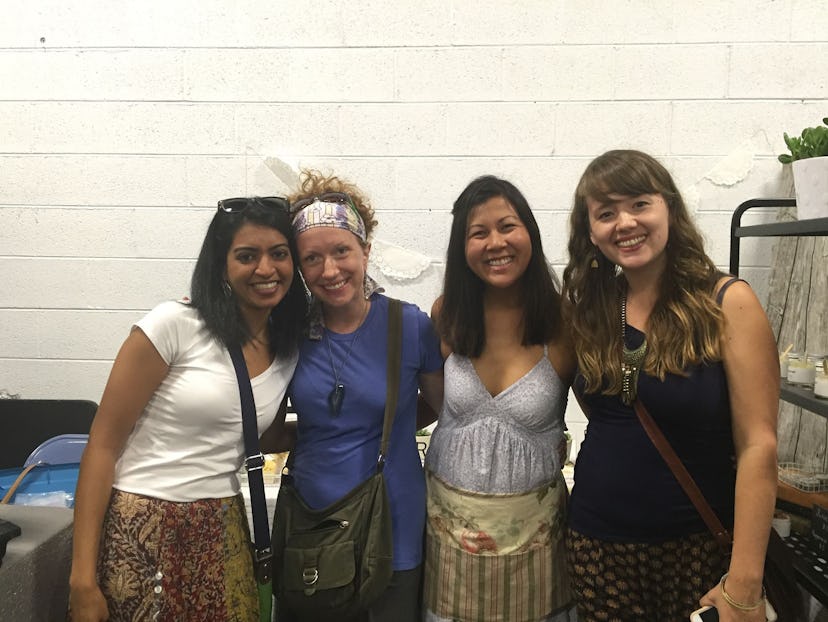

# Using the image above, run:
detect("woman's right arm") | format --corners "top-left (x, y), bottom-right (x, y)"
top-left (69, 327), bottom-right (169, 622)
top-left (430, 296), bottom-right (452, 361)
top-left (259, 396), bottom-right (296, 454)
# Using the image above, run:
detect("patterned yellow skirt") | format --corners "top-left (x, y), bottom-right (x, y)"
top-left (95, 489), bottom-right (258, 622)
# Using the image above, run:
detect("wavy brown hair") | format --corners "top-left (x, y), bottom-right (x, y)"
top-left (562, 150), bottom-right (724, 394)
top-left (288, 168), bottom-right (378, 244)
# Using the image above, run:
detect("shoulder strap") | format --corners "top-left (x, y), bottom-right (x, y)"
top-left (228, 345), bottom-right (272, 583)
top-left (716, 276), bottom-right (743, 305)
top-left (377, 298), bottom-right (403, 471)
top-left (632, 399), bottom-right (732, 549)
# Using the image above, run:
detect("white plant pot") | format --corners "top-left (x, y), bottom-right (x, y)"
top-left (792, 156), bottom-right (828, 220)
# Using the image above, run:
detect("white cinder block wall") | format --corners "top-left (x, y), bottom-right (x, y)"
top-left (1, 1), bottom-right (826, 456)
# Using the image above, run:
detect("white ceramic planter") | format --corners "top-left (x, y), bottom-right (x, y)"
top-left (792, 156), bottom-right (828, 220)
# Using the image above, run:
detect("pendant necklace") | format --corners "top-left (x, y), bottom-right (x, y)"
top-left (324, 302), bottom-right (370, 416)
top-left (620, 292), bottom-right (647, 406)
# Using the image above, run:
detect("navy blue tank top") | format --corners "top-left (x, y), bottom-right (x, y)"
top-left (568, 283), bottom-right (738, 542)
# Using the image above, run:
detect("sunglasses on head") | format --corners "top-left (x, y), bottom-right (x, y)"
top-left (217, 196), bottom-right (290, 214)
top-left (290, 192), bottom-right (353, 213)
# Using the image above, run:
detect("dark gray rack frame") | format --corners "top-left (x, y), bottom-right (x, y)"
top-left (732, 198), bottom-right (828, 607)
top-left (729, 198), bottom-right (828, 419)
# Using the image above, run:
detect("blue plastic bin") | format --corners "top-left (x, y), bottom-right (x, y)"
top-left (0, 463), bottom-right (80, 507)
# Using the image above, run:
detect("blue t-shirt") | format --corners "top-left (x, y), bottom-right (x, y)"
top-left (289, 294), bottom-right (443, 570)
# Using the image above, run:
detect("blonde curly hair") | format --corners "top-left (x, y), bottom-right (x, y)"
top-left (288, 169), bottom-right (378, 243)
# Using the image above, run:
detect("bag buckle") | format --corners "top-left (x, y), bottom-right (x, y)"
top-left (302, 567), bottom-right (319, 586)
top-left (245, 453), bottom-right (265, 472)
top-left (253, 548), bottom-right (273, 584)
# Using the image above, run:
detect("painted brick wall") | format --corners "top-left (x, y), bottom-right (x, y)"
top-left (1, 1), bottom-right (826, 451)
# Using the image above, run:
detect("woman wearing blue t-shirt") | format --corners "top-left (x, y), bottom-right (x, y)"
top-left (273, 170), bottom-right (444, 622)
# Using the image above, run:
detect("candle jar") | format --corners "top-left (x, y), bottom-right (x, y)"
top-left (787, 352), bottom-right (816, 387)
top-left (780, 351), bottom-right (790, 379)
top-left (816, 374), bottom-right (828, 400)
top-left (814, 357), bottom-right (828, 399)
top-left (808, 354), bottom-right (824, 384)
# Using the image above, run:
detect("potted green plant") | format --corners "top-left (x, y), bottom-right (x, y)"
top-left (777, 117), bottom-right (828, 220)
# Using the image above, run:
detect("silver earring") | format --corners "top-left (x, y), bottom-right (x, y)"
top-left (223, 280), bottom-right (232, 297)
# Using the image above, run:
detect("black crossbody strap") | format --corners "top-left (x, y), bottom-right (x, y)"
top-left (228, 345), bottom-right (272, 582)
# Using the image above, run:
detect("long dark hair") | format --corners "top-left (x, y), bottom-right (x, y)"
top-left (437, 175), bottom-right (562, 357)
top-left (190, 198), bottom-right (307, 357)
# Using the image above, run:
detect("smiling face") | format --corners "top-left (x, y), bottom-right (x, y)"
top-left (296, 227), bottom-right (369, 313)
top-left (464, 196), bottom-right (532, 291)
top-left (225, 223), bottom-right (294, 324)
top-left (586, 192), bottom-right (670, 276)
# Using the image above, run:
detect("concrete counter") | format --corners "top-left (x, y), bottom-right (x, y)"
top-left (0, 505), bottom-right (73, 622)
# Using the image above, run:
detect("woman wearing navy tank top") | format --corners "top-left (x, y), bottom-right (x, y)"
top-left (562, 150), bottom-right (781, 622)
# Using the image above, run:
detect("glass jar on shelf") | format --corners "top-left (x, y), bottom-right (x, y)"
top-left (787, 352), bottom-right (816, 388)
top-left (779, 349), bottom-right (792, 379)
top-left (814, 356), bottom-right (828, 399)
top-left (807, 354), bottom-right (824, 386)
top-left (788, 353), bottom-right (825, 388)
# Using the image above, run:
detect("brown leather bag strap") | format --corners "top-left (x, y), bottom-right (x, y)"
top-left (633, 399), bottom-right (732, 549)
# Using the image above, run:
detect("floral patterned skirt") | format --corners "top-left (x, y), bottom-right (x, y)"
top-left (96, 489), bottom-right (258, 622)
top-left (566, 528), bottom-right (728, 622)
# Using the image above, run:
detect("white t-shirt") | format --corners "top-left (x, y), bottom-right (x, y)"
top-left (113, 300), bottom-right (297, 502)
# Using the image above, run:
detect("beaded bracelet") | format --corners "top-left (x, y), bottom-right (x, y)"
top-left (719, 573), bottom-right (765, 611)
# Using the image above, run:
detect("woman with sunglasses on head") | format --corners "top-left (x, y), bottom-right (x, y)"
top-left (563, 150), bottom-right (782, 622)
top-left (68, 197), bottom-right (307, 622)
top-left (423, 175), bottom-right (577, 622)
top-left (271, 170), bottom-right (444, 622)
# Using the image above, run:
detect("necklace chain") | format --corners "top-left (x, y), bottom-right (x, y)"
top-left (324, 302), bottom-right (370, 416)
top-left (620, 293), bottom-right (647, 406)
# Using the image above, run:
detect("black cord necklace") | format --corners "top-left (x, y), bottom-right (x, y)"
top-left (324, 302), bottom-right (370, 416)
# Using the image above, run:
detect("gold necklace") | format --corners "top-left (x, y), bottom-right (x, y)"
top-left (620, 294), bottom-right (647, 406)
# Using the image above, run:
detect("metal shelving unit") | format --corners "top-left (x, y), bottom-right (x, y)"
top-left (780, 383), bottom-right (828, 419)
top-left (730, 198), bottom-right (828, 419)
top-left (728, 197), bottom-right (828, 275)
top-left (731, 198), bottom-right (828, 607)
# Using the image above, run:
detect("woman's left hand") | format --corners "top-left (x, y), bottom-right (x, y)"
top-left (699, 583), bottom-right (767, 622)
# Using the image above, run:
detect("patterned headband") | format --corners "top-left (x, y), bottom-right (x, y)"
top-left (291, 197), bottom-right (367, 243)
